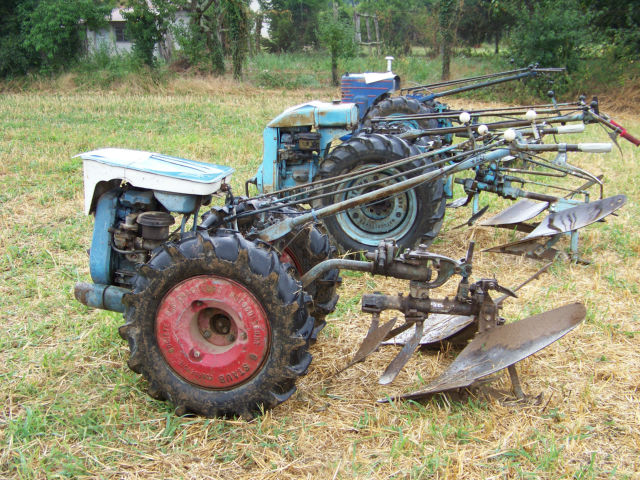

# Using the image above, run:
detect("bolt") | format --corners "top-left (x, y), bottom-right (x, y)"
top-left (228, 334), bottom-right (236, 342)
top-left (193, 350), bottom-right (201, 359)
top-left (241, 332), bottom-right (248, 341)
top-left (202, 330), bottom-right (212, 339)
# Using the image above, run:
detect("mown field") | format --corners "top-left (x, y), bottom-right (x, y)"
top-left (1, 78), bottom-right (639, 479)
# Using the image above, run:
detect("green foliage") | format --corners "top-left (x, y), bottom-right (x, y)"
top-left (263, 0), bottom-right (326, 52)
top-left (123, 0), bottom-right (176, 66)
top-left (358, 0), bottom-right (435, 56)
top-left (317, 7), bottom-right (356, 85)
top-left (16, 0), bottom-right (109, 74)
top-left (173, 20), bottom-right (210, 71)
top-left (224, 0), bottom-right (250, 79)
top-left (508, 0), bottom-right (592, 74)
top-left (585, 0), bottom-right (640, 60)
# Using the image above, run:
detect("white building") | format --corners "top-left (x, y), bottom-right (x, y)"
top-left (86, 7), bottom-right (189, 60)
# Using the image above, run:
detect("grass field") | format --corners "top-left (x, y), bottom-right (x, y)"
top-left (1, 77), bottom-right (639, 479)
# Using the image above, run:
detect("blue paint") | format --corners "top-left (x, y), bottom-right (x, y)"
top-left (341, 73), bottom-right (399, 118)
top-left (154, 191), bottom-right (202, 213)
top-left (257, 103), bottom-right (358, 194)
top-left (81, 148), bottom-right (234, 184)
top-left (90, 190), bottom-right (118, 285)
top-left (120, 189), bottom-right (155, 209)
top-left (76, 283), bottom-right (128, 312)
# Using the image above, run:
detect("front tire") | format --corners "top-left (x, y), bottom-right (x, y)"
top-left (119, 232), bottom-right (313, 418)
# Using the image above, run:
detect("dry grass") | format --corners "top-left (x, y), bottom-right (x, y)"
top-left (0, 77), bottom-right (639, 479)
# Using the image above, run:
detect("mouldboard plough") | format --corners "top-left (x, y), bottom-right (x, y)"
top-left (74, 103), bottom-right (629, 418)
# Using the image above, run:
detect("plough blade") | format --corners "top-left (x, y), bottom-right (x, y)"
top-left (343, 316), bottom-right (398, 370)
top-left (481, 199), bottom-right (549, 227)
top-left (483, 237), bottom-right (562, 261)
top-left (382, 314), bottom-right (474, 346)
top-left (447, 196), bottom-right (470, 208)
top-left (484, 195), bottom-right (626, 259)
top-left (379, 321), bottom-right (424, 385)
top-left (523, 195), bottom-right (626, 239)
top-left (380, 302), bottom-right (586, 402)
top-left (452, 205), bottom-right (490, 230)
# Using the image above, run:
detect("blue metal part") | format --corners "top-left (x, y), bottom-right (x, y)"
top-left (80, 148), bottom-right (234, 184)
top-left (74, 282), bottom-right (128, 313)
top-left (90, 191), bottom-right (119, 285)
top-left (257, 103), bottom-right (359, 194)
top-left (120, 189), bottom-right (155, 209)
top-left (267, 102), bottom-right (358, 129)
top-left (154, 191), bottom-right (202, 214)
top-left (341, 73), bottom-right (400, 119)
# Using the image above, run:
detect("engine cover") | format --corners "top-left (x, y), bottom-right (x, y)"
top-left (78, 148), bottom-right (234, 214)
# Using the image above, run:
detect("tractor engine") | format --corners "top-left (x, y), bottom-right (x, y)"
top-left (75, 148), bottom-right (233, 311)
top-left (251, 101), bottom-right (359, 194)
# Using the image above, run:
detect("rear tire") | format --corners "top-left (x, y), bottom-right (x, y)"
top-left (362, 96), bottom-right (438, 134)
top-left (319, 133), bottom-right (446, 253)
top-left (120, 232), bottom-right (313, 418)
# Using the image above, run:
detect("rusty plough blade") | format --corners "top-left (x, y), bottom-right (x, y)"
top-left (485, 195), bottom-right (626, 261)
top-left (481, 199), bottom-right (549, 228)
top-left (382, 314), bottom-right (474, 346)
top-left (379, 302), bottom-right (586, 403)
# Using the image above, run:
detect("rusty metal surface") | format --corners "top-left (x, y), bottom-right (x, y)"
top-left (382, 302), bottom-right (586, 402)
top-left (524, 195), bottom-right (626, 239)
top-left (483, 237), bottom-right (562, 261)
top-left (344, 316), bottom-right (398, 370)
top-left (379, 321), bottom-right (424, 385)
top-left (382, 314), bottom-right (474, 346)
top-left (452, 205), bottom-right (490, 229)
top-left (482, 199), bottom-right (549, 226)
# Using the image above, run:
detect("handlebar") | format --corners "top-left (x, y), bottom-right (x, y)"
top-left (609, 119), bottom-right (640, 147)
top-left (515, 142), bottom-right (612, 153)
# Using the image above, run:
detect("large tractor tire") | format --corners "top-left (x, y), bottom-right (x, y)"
top-left (319, 133), bottom-right (446, 253)
top-left (272, 221), bottom-right (340, 338)
top-left (362, 96), bottom-right (438, 133)
top-left (119, 232), bottom-right (313, 418)
top-left (233, 202), bottom-right (341, 338)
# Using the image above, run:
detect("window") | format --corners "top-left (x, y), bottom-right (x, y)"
top-left (113, 23), bottom-right (128, 42)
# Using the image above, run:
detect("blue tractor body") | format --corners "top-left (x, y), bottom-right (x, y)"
top-left (252, 101), bottom-right (359, 194)
top-left (340, 71), bottom-right (399, 119)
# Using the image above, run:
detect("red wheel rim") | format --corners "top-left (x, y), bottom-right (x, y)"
top-left (155, 275), bottom-right (270, 389)
top-left (280, 248), bottom-right (303, 276)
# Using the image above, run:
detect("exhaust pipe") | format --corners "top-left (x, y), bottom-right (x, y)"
top-left (74, 282), bottom-right (129, 313)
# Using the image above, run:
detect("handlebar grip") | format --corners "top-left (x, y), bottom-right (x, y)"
top-left (578, 143), bottom-right (612, 153)
top-left (556, 124), bottom-right (585, 134)
top-left (609, 119), bottom-right (640, 146)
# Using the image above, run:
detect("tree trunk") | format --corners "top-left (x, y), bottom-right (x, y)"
top-left (442, 41), bottom-right (451, 80)
top-left (494, 30), bottom-right (500, 55)
top-left (255, 13), bottom-right (263, 53)
top-left (331, 54), bottom-right (338, 86)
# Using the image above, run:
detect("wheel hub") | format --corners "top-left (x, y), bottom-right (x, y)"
top-left (155, 275), bottom-right (270, 389)
top-left (336, 165), bottom-right (417, 244)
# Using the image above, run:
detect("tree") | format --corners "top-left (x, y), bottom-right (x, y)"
top-left (317, 5), bottom-right (356, 86)
top-left (438, 0), bottom-right (460, 80)
top-left (123, 0), bottom-right (177, 66)
top-left (223, 0), bottom-right (249, 79)
top-left (263, 0), bottom-right (326, 52)
top-left (583, 0), bottom-right (640, 60)
top-left (509, 0), bottom-right (591, 74)
top-left (21, 0), bottom-right (109, 72)
top-left (358, 0), bottom-right (433, 56)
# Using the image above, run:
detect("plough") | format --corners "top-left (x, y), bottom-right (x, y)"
top-left (74, 100), bottom-right (630, 416)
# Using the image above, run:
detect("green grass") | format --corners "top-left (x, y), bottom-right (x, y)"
top-left (0, 78), bottom-right (639, 478)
